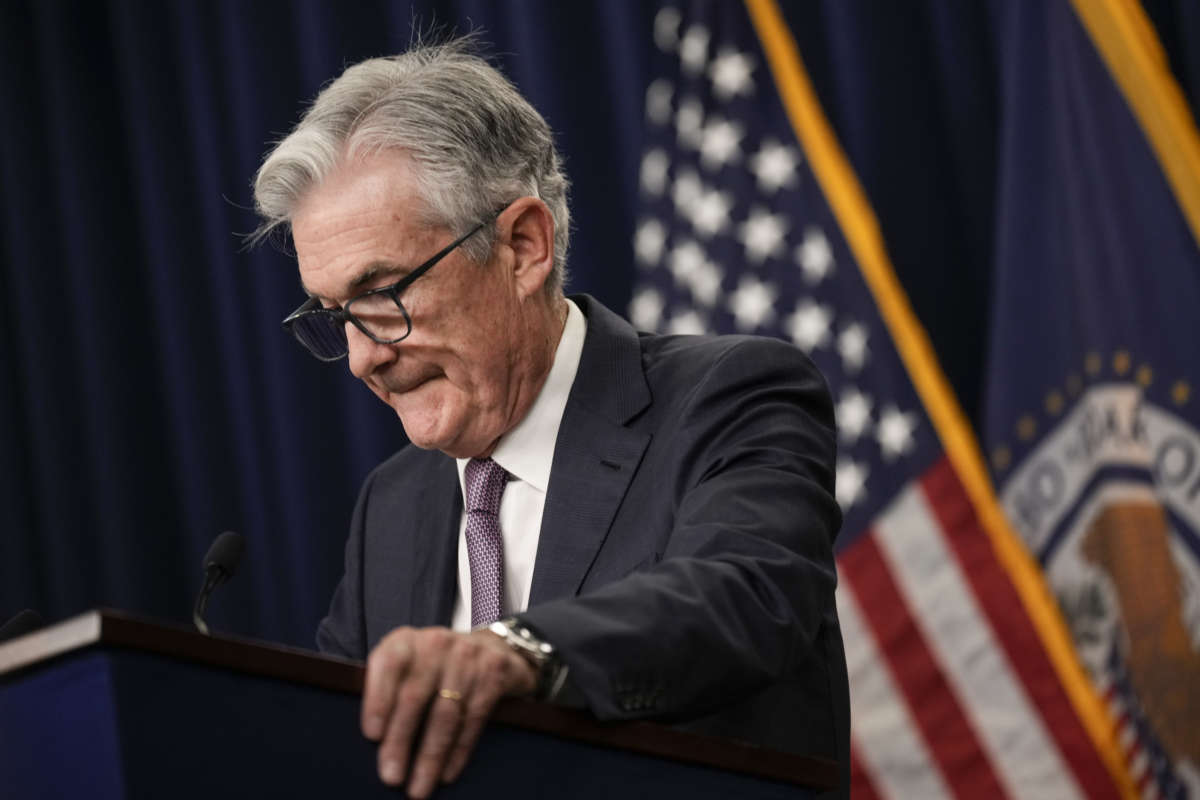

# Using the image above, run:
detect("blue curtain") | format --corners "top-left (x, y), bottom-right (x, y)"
top-left (2, 0), bottom-right (1197, 648)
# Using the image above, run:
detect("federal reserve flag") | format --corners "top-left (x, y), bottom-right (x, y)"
top-left (985, 2), bottom-right (1200, 797)
top-left (632, 1), bottom-right (1136, 797)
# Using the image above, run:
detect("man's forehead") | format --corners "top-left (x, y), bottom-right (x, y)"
top-left (293, 155), bottom-right (421, 237)
top-left (291, 157), bottom-right (440, 299)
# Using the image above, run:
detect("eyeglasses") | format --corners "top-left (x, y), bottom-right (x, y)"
top-left (282, 219), bottom-right (491, 361)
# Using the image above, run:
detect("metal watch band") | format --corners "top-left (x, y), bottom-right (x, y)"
top-left (488, 618), bottom-right (568, 701)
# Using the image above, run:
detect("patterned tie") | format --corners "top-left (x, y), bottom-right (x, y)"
top-left (464, 457), bottom-right (509, 627)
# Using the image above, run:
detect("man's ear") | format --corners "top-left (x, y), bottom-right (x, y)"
top-left (498, 197), bottom-right (555, 299)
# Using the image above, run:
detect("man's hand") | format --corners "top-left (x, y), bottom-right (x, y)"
top-left (361, 626), bottom-right (538, 797)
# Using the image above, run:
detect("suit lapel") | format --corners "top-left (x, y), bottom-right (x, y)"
top-left (528, 296), bottom-right (652, 605)
top-left (407, 456), bottom-right (462, 627)
top-left (529, 408), bottom-right (649, 604)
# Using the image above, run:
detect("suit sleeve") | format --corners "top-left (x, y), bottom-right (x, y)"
top-left (315, 468), bottom-right (375, 659)
top-left (518, 338), bottom-right (842, 721)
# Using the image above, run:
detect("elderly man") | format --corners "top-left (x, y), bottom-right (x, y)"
top-left (253, 38), bottom-right (848, 798)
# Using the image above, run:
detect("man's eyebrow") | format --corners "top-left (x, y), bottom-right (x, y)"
top-left (348, 262), bottom-right (408, 291)
top-left (300, 261), bottom-right (408, 300)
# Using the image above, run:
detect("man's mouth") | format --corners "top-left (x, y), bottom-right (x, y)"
top-left (380, 371), bottom-right (440, 395)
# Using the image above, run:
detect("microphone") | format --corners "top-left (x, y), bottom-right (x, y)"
top-left (0, 609), bottom-right (44, 643)
top-left (193, 531), bottom-right (245, 635)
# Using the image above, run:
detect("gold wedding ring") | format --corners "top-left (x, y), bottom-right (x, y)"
top-left (438, 688), bottom-right (464, 702)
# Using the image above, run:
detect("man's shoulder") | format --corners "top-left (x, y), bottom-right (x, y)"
top-left (637, 328), bottom-right (822, 389)
top-left (573, 293), bottom-right (828, 419)
top-left (639, 327), bottom-right (805, 363)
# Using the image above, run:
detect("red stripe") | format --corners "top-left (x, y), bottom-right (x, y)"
top-left (840, 531), bottom-right (1009, 799)
top-left (920, 456), bottom-right (1122, 799)
top-left (849, 745), bottom-right (883, 800)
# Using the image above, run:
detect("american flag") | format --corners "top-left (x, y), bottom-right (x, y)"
top-left (631, 2), bottom-right (1130, 797)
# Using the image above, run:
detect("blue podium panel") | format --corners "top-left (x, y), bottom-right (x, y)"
top-left (0, 652), bottom-right (127, 798)
top-left (1, 645), bottom-right (821, 799)
top-left (1, 649), bottom-right (385, 799)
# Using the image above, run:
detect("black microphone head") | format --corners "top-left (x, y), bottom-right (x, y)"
top-left (0, 608), bottom-right (45, 643)
top-left (203, 530), bottom-right (245, 577)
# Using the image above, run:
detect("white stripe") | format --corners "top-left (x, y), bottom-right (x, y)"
top-left (1129, 749), bottom-right (1149, 780)
top-left (1119, 723), bottom-right (1138, 753)
top-left (875, 484), bottom-right (1085, 800)
top-left (836, 580), bottom-right (953, 800)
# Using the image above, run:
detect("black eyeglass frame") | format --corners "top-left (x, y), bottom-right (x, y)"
top-left (281, 216), bottom-right (494, 362)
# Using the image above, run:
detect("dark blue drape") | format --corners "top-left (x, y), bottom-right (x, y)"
top-left (0, 0), bottom-right (653, 645)
top-left (2, 0), bottom-right (1197, 648)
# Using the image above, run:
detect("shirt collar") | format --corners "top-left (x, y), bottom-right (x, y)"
top-left (456, 298), bottom-right (586, 494)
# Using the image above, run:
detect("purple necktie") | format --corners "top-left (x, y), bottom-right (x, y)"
top-left (464, 457), bottom-right (509, 627)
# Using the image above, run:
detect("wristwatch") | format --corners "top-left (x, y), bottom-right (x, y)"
top-left (488, 617), bottom-right (569, 701)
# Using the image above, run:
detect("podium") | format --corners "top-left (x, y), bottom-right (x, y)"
top-left (0, 610), bottom-right (838, 798)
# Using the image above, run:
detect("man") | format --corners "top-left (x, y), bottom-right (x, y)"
top-left (253, 38), bottom-right (848, 798)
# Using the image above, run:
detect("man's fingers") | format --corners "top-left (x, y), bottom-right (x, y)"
top-left (406, 659), bottom-right (478, 798)
top-left (361, 632), bottom-right (414, 740)
top-left (441, 701), bottom-right (492, 783)
top-left (375, 668), bottom-right (440, 786)
top-left (440, 646), bottom-right (519, 784)
top-left (361, 626), bottom-right (538, 791)
top-left (374, 628), bottom-right (456, 787)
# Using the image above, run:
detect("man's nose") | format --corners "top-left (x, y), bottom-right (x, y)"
top-left (345, 323), bottom-right (396, 378)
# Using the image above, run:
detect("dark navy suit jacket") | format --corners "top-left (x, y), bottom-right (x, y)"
top-left (317, 295), bottom-right (850, 788)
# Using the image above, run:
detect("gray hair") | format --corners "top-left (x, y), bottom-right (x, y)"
top-left (252, 37), bottom-right (570, 294)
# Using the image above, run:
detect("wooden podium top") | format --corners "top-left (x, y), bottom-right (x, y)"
top-left (0, 609), bottom-right (838, 792)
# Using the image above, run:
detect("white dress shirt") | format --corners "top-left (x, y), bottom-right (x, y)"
top-left (449, 298), bottom-right (586, 632)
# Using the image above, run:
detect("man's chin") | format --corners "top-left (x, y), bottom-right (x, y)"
top-left (385, 395), bottom-right (455, 453)
top-left (391, 412), bottom-right (448, 450)
top-left (395, 414), bottom-right (492, 459)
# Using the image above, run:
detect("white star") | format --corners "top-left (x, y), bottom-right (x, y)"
top-left (645, 79), bottom-right (674, 126)
top-left (698, 116), bottom-right (743, 170)
top-left (835, 387), bottom-right (873, 444)
top-left (675, 97), bottom-right (704, 149)
top-left (708, 48), bottom-right (755, 100)
top-left (728, 276), bottom-right (777, 331)
top-left (687, 259), bottom-right (724, 306)
top-left (749, 140), bottom-right (799, 193)
top-left (738, 207), bottom-right (789, 263)
top-left (679, 25), bottom-right (710, 76)
top-left (654, 7), bottom-right (682, 52)
top-left (668, 309), bottom-right (707, 335)
top-left (671, 169), bottom-right (703, 217)
top-left (836, 458), bottom-right (869, 510)
top-left (690, 187), bottom-right (733, 237)
top-left (668, 242), bottom-right (722, 307)
top-left (838, 322), bottom-right (870, 373)
top-left (634, 219), bottom-right (668, 267)
top-left (785, 299), bottom-right (833, 352)
top-left (629, 287), bottom-right (664, 331)
top-left (876, 405), bottom-right (918, 461)
top-left (668, 239), bottom-right (707, 281)
top-left (796, 226), bottom-right (835, 284)
top-left (640, 148), bottom-right (670, 196)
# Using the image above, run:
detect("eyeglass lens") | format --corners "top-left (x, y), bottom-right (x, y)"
top-left (291, 312), bottom-right (348, 361)
top-left (347, 292), bottom-right (411, 341)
